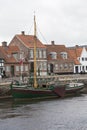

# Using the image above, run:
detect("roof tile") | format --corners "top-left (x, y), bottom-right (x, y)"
top-left (16, 34), bottom-right (46, 48)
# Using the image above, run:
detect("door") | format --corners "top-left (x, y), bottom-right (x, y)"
top-left (75, 66), bottom-right (78, 73)
top-left (11, 65), bottom-right (14, 76)
top-left (30, 62), bottom-right (34, 73)
top-left (50, 63), bottom-right (54, 73)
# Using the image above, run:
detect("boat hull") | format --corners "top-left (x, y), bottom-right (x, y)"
top-left (66, 86), bottom-right (84, 94)
top-left (11, 86), bottom-right (66, 99)
top-left (11, 83), bottom-right (84, 99)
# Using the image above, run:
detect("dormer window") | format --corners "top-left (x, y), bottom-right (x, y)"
top-left (49, 52), bottom-right (57, 59)
top-left (60, 52), bottom-right (67, 59)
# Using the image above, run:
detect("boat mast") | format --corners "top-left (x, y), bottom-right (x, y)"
top-left (33, 14), bottom-right (37, 88)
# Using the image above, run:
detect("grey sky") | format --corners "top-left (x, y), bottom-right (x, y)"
top-left (0, 0), bottom-right (87, 47)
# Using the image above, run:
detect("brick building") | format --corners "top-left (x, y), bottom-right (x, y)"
top-left (9, 31), bottom-right (47, 76)
top-left (0, 32), bottom-right (82, 77)
top-left (0, 41), bottom-right (21, 77)
top-left (46, 41), bottom-right (74, 74)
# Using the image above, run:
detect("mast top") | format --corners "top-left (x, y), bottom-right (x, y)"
top-left (34, 12), bottom-right (37, 37)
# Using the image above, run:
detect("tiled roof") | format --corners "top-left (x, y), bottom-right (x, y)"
top-left (46, 44), bottom-right (73, 61)
top-left (68, 47), bottom-right (82, 65)
top-left (16, 34), bottom-right (46, 48)
top-left (68, 48), bottom-right (82, 59)
top-left (46, 44), bottom-right (67, 52)
top-left (74, 59), bottom-right (81, 65)
top-left (0, 46), bottom-right (19, 63)
top-left (6, 46), bottom-right (19, 55)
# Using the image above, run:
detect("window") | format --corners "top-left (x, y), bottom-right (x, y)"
top-left (47, 64), bottom-right (50, 71)
top-left (82, 66), bottom-right (84, 71)
top-left (60, 64), bottom-right (63, 69)
top-left (0, 63), bottom-right (4, 67)
top-left (60, 52), bottom-right (67, 59)
top-left (12, 53), bottom-right (18, 59)
top-left (64, 63), bottom-right (68, 68)
top-left (82, 57), bottom-right (84, 61)
top-left (78, 57), bottom-right (80, 61)
top-left (43, 62), bottom-right (47, 70)
top-left (39, 50), bottom-right (42, 58)
top-left (6, 66), bottom-right (10, 72)
top-left (20, 65), bottom-right (23, 72)
top-left (0, 59), bottom-right (4, 67)
top-left (55, 64), bottom-right (58, 70)
top-left (20, 52), bottom-right (24, 59)
top-left (16, 66), bottom-right (19, 71)
top-left (0, 59), bottom-right (4, 63)
top-left (50, 52), bottom-right (57, 59)
top-left (30, 50), bottom-right (33, 58)
top-left (25, 65), bottom-right (28, 71)
top-left (40, 62), bottom-right (43, 69)
top-left (43, 50), bottom-right (46, 58)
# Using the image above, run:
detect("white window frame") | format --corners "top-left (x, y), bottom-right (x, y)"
top-left (16, 66), bottom-right (19, 71)
top-left (39, 50), bottom-right (42, 58)
top-left (6, 66), bottom-right (10, 72)
top-left (60, 64), bottom-right (63, 69)
top-left (20, 65), bottom-right (23, 72)
top-left (64, 63), bottom-right (68, 68)
top-left (30, 50), bottom-right (33, 58)
top-left (60, 52), bottom-right (67, 59)
top-left (43, 62), bottom-right (47, 70)
top-left (25, 65), bottom-right (28, 71)
top-left (43, 50), bottom-right (46, 58)
top-left (55, 64), bottom-right (58, 70)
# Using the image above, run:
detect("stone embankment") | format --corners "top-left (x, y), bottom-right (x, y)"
top-left (0, 74), bottom-right (87, 96)
top-left (0, 74), bottom-right (87, 85)
top-left (58, 74), bottom-right (87, 94)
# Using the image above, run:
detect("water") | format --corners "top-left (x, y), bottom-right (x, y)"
top-left (0, 95), bottom-right (87, 130)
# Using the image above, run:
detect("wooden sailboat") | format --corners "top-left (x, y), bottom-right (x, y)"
top-left (10, 15), bottom-right (84, 99)
top-left (10, 15), bottom-right (66, 99)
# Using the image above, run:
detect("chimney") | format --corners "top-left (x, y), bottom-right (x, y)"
top-left (21, 31), bottom-right (25, 35)
top-left (76, 45), bottom-right (79, 48)
top-left (51, 41), bottom-right (55, 45)
top-left (2, 41), bottom-right (7, 47)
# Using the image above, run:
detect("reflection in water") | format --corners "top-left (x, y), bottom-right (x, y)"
top-left (0, 95), bottom-right (87, 130)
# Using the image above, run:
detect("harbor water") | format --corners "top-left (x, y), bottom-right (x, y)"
top-left (0, 95), bottom-right (87, 130)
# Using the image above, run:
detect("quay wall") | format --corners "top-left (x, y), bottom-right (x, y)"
top-left (0, 74), bottom-right (87, 84)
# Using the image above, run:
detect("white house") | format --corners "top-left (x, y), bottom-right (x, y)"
top-left (74, 47), bottom-right (87, 73)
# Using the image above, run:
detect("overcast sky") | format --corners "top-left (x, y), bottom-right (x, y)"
top-left (0, 0), bottom-right (87, 47)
